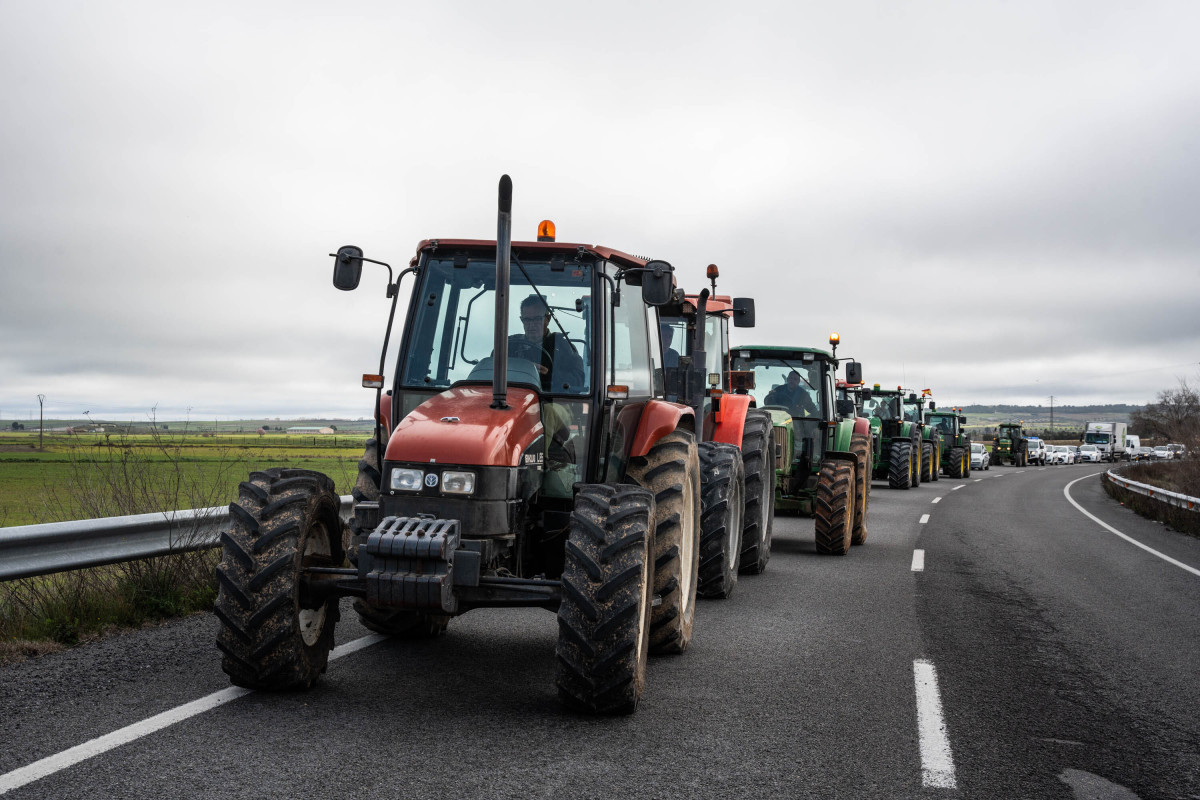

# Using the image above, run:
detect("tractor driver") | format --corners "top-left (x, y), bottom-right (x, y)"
top-left (507, 294), bottom-right (585, 393)
top-left (765, 370), bottom-right (819, 418)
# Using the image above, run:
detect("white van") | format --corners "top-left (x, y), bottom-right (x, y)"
top-left (1125, 435), bottom-right (1141, 460)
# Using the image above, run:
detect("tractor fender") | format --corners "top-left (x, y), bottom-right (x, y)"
top-left (709, 393), bottom-right (753, 447)
top-left (385, 385), bottom-right (543, 467)
top-left (822, 450), bottom-right (859, 466)
top-left (830, 420), bottom-right (857, 453)
top-left (852, 416), bottom-right (871, 438)
top-left (629, 400), bottom-right (694, 458)
top-left (377, 393), bottom-right (393, 439)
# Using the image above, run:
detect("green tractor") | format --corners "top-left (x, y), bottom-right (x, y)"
top-left (993, 422), bottom-right (1028, 466)
top-left (861, 385), bottom-right (924, 490)
top-left (926, 406), bottom-right (972, 478)
top-left (903, 391), bottom-right (941, 484)
top-left (730, 336), bottom-right (872, 555)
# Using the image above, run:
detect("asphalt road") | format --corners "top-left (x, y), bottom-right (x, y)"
top-left (2, 464), bottom-right (1197, 799)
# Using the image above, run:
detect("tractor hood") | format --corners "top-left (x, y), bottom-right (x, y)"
top-left (385, 386), bottom-right (544, 467)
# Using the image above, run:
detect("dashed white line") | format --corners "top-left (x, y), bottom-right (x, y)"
top-left (931, 497), bottom-right (942, 504)
top-left (919, 514), bottom-right (930, 524)
top-left (914, 659), bottom-right (957, 788)
top-left (0, 635), bottom-right (387, 794)
top-left (1064, 474), bottom-right (1200, 578)
top-left (951, 485), bottom-right (965, 491)
top-left (912, 549), bottom-right (925, 571)
top-left (974, 478), bottom-right (983, 482)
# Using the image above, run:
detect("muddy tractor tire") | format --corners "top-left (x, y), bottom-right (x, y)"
top-left (624, 428), bottom-right (701, 655)
top-left (947, 447), bottom-right (963, 479)
top-left (920, 442), bottom-right (933, 483)
top-left (814, 459), bottom-right (855, 555)
top-left (556, 484), bottom-right (654, 715)
top-left (963, 448), bottom-right (972, 476)
top-left (215, 468), bottom-right (344, 690)
top-left (910, 440), bottom-right (922, 488)
top-left (888, 440), bottom-right (913, 490)
top-left (696, 442), bottom-right (745, 599)
top-left (738, 409), bottom-right (776, 575)
top-left (849, 432), bottom-right (871, 546)
top-left (929, 437), bottom-right (941, 481)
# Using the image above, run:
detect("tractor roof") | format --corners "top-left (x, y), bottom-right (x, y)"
top-left (411, 238), bottom-right (651, 271)
top-left (735, 344), bottom-right (834, 361)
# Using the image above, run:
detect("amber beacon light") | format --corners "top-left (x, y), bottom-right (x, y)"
top-left (537, 220), bottom-right (556, 242)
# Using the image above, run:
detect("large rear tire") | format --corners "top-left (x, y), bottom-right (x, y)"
top-left (920, 442), bottom-right (933, 483)
top-left (910, 439), bottom-right (921, 488)
top-left (849, 433), bottom-right (870, 546)
top-left (697, 442), bottom-right (745, 599)
top-left (738, 409), bottom-right (776, 575)
top-left (929, 437), bottom-right (941, 481)
top-left (556, 484), bottom-right (654, 715)
top-left (624, 428), bottom-right (701, 655)
top-left (888, 441), bottom-right (912, 490)
top-left (947, 447), bottom-right (962, 479)
top-left (814, 459), bottom-right (855, 555)
top-left (215, 468), bottom-right (343, 690)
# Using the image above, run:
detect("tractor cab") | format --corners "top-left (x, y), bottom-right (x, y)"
top-left (730, 340), bottom-right (871, 540)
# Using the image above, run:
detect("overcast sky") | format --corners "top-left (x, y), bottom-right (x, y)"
top-left (2, 1), bottom-right (1197, 422)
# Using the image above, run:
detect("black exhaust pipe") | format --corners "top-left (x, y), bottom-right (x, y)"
top-left (492, 175), bottom-right (513, 409)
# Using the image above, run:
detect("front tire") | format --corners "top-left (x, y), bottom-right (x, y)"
top-left (738, 409), bottom-right (776, 575)
top-left (624, 428), bottom-right (701, 655)
top-left (920, 442), bottom-right (933, 483)
top-left (697, 442), bottom-right (745, 599)
top-left (888, 441), bottom-right (912, 490)
top-left (215, 468), bottom-right (343, 690)
top-left (814, 459), bottom-right (855, 555)
top-left (556, 484), bottom-right (654, 715)
top-left (849, 433), bottom-right (870, 546)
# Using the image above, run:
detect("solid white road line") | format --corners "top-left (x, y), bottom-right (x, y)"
top-left (931, 497), bottom-right (942, 504)
top-left (912, 550), bottom-right (925, 571)
top-left (0, 635), bottom-right (387, 794)
top-left (1064, 474), bottom-right (1200, 578)
top-left (920, 514), bottom-right (930, 524)
top-left (914, 659), bottom-right (957, 789)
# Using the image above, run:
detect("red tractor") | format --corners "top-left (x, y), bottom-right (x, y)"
top-left (215, 176), bottom-right (704, 714)
top-left (657, 267), bottom-right (775, 597)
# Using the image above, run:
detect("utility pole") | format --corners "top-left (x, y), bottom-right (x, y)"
top-left (1048, 395), bottom-right (1054, 436)
top-left (37, 394), bottom-right (45, 449)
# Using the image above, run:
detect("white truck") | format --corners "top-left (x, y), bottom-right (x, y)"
top-left (1083, 421), bottom-right (1127, 462)
top-left (1124, 434), bottom-right (1141, 461)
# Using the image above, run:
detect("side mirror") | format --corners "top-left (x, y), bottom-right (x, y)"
top-left (332, 245), bottom-right (364, 291)
top-left (861, 388), bottom-right (873, 401)
top-left (959, 416), bottom-right (967, 425)
top-left (929, 401), bottom-right (937, 411)
top-left (908, 392), bottom-right (918, 402)
top-left (731, 297), bottom-right (756, 328)
top-left (844, 361), bottom-right (862, 385)
top-left (640, 260), bottom-right (674, 306)
top-left (836, 398), bottom-right (855, 417)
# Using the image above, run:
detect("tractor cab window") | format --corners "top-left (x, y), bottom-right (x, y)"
top-left (399, 256), bottom-right (593, 395)
top-left (730, 354), bottom-right (821, 419)
top-left (903, 402), bottom-right (921, 423)
top-left (933, 416), bottom-right (955, 435)
top-left (863, 395), bottom-right (900, 420)
top-left (607, 262), bottom-right (653, 396)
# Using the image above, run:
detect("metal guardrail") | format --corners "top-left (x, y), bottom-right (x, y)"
top-left (0, 496), bottom-right (354, 582)
top-left (1105, 469), bottom-right (1200, 513)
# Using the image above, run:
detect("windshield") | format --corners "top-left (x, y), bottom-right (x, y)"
top-left (971, 443), bottom-right (983, 453)
top-left (731, 354), bottom-right (822, 418)
top-left (1084, 432), bottom-right (1111, 444)
top-left (400, 257), bottom-right (593, 394)
top-left (1081, 445), bottom-right (1097, 451)
top-left (862, 394), bottom-right (902, 420)
top-left (903, 402), bottom-right (922, 423)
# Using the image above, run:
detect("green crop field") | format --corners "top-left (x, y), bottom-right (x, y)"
top-left (0, 431), bottom-right (369, 527)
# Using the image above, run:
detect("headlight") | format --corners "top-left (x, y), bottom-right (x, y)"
top-left (441, 471), bottom-right (476, 495)
top-left (390, 468), bottom-right (424, 491)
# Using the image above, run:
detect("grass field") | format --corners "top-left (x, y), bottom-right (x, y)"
top-left (0, 431), bottom-right (368, 527)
